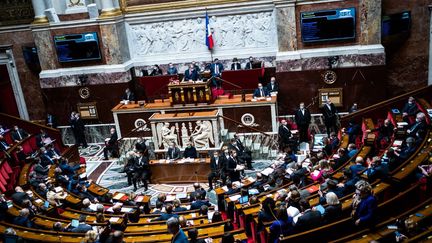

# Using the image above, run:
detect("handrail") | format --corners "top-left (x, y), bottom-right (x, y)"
top-left (341, 85), bottom-right (432, 122)
top-left (218, 114), bottom-right (271, 137)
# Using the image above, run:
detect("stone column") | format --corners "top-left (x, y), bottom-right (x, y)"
top-left (31, 0), bottom-right (48, 24)
top-left (99, 0), bottom-right (121, 18)
top-left (274, 0), bottom-right (297, 52)
top-left (429, 5), bottom-right (432, 85)
top-left (359, 0), bottom-right (382, 44)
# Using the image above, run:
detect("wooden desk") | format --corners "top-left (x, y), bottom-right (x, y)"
top-left (168, 80), bottom-right (212, 105)
top-left (149, 158), bottom-right (210, 183)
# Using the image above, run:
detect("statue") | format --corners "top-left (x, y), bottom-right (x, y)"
top-left (157, 122), bottom-right (178, 149)
top-left (190, 120), bottom-right (214, 149)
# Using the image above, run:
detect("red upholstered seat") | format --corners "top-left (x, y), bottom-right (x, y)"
top-left (28, 136), bottom-right (38, 151)
top-left (21, 142), bottom-right (32, 154)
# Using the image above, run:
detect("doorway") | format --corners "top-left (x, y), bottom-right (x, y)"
top-left (0, 64), bottom-right (19, 116)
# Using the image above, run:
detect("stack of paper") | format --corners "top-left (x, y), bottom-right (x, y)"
top-left (113, 193), bottom-right (126, 200)
top-left (228, 195), bottom-right (241, 202)
top-left (261, 168), bottom-right (274, 176)
top-left (109, 217), bottom-right (120, 223)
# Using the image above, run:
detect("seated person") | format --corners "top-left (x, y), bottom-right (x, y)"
top-left (253, 83), bottom-right (269, 99)
top-left (394, 137), bottom-right (417, 161)
top-left (46, 144), bottom-right (61, 159)
top-left (349, 156), bottom-right (366, 179)
top-left (11, 125), bottom-right (29, 143)
top-left (13, 208), bottom-right (33, 228)
top-left (36, 129), bottom-right (51, 148)
top-left (190, 192), bottom-right (211, 210)
top-left (39, 147), bottom-right (55, 166)
top-left (121, 88), bottom-right (135, 102)
top-left (149, 64), bottom-right (163, 76)
top-left (347, 143), bottom-right (358, 158)
top-left (230, 57), bottom-right (241, 70)
top-left (0, 135), bottom-right (10, 151)
top-left (184, 64), bottom-right (199, 81)
top-left (366, 156), bottom-right (389, 181)
top-left (81, 198), bottom-right (94, 212)
top-left (245, 56), bottom-right (257, 69)
top-left (167, 63), bottom-right (178, 75)
top-left (103, 128), bottom-right (119, 160)
top-left (294, 199), bottom-right (322, 231)
top-left (173, 199), bottom-right (187, 212)
top-left (345, 120), bottom-right (361, 144)
top-left (407, 112), bottom-right (427, 137)
top-left (70, 215), bottom-right (93, 233)
top-left (269, 206), bottom-right (293, 242)
top-left (322, 192), bottom-right (342, 223)
top-left (329, 132), bottom-right (340, 152)
top-left (266, 77), bottom-right (279, 93)
top-left (189, 182), bottom-right (206, 202)
top-left (151, 204), bottom-right (178, 221)
top-left (166, 142), bottom-right (180, 160)
top-left (331, 148), bottom-right (349, 170)
top-left (11, 186), bottom-right (30, 207)
top-left (183, 142), bottom-right (197, 159)
top-left (367, 119), bottom-right (395, 147)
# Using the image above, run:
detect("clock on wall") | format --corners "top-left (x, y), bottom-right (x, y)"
top-left (322, 70), bottom-right (337, 85)
top-left (79, 87), bottom-right (91, 99)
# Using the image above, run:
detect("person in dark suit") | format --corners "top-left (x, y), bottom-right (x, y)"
top-left (346, 120), bottom-right (361, 144)
top-left (294, 102), bottom-right (311, 143)
top-left (322, 99), bottom-right (338, 136)
top-left (208, 151), bottom-right (225, 191)
top-left (0, 135), bottom-right (10, 151)
top-left (149, 64), bottom-right (163, 76)
top-left (190, 193), bottom-right (211, 210)
top-left (266, 77), bottom-right (279, 93)
top-left (103, 128), bottom-right (118, 160)
top-left (183, 142), bottom-right (197, 158)
top-left (35, 129), bottom-right (49, 148)
top-left (13, 208), bottom-right (33, 228)
top-left (46, 113), bottom-right (57, 128)
top-left (407, 112), bottom-right (427, 137)
top-left (167, 217), bottom-right (188, 243)
top-left (394, 137), bottom-right (417, 162)
top-left (253, 83), bottom-right (269, 99)
top-left (11, 187), bottom-right (30, 207)
top-left (184, 64), bottom-right (199, 81)
top-left (230, 57), bottom-right (241, 71)
top-left (349, 103), bottom-right (358, 113)
top-left (72, 113), bottom-right (88, 148)
top-left (210, 58), bottom-right (224, 87)
top-left (189, 183), bottom-right (206, 202)
top-left (133, 151), bottom-right (151, 191)
top-left (135, 138), bottom-right (147, 154)
top-left (278, 119), bottom-right (293, 150)
top-left (226, 150), bottom-right (241, 182)
top-left (367, 119), bottom-right (395, 148)
top-left (121, 88), bottom-right (135, 101)
top-left (322, 192), bottom-right (342, 223)
top-left (167, 63), bottom-right (178, 75)
top-left (151, 204), bottom-right (178, 221)
top-left (294, 199), bottom-right (322, 231)
top-left (71, 215), bottom-right (93, 233)
top-left (166, 142), bottom-right (180, 160)
top-left (352, 180), bottom-right (377, 227)
top-left (11, 125), bottom-right (29, 143)
top-left (173, 199), bottom-right (187, 212)
top-left (245, 56), bottom-right (255, 69)
top-left (402, 96), bottom-right (418, 123)
top-left (46, 144), bottom-right (61, 159)
top-left (349, 156), bottom-right (366, 179)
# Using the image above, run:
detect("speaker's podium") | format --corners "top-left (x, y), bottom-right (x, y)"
top-left (168, 80), bottom-right (212, 105)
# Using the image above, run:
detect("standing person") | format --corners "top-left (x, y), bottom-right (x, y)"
top-left (208, 151), bottom-right (225, 191)
top-left (11, 125), bottom-right (29, 143)
top-left (294, 102), bottom-right (311, 143)
top-left (210, 58), bottom-right (224, 87)
top-left (278, 119), bottom-right (293, 150)
top-left (322, 99), bottom-right (338, 136)
top-left (133, 151), bottom-right (151, 191)
top-left (167, 63), bottom-right (178, 75)
top-left (230, 57), bottom-right (241, 70)
top-left (103, 128), bottom-right (118, 160)
top-left (46, 113), bottom-right (57, 128)
top-left (73, 113), bottom-right (88, 148)
top-left (226, 150), bottom-right (241, 182)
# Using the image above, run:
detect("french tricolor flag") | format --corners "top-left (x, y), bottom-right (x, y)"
top-left (205, 11), bottom-right (214, 50)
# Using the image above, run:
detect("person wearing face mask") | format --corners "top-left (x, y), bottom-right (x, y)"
top-left (183, 142), bottom-right (197, 159)
top-left (253, 83), bottom-right (269, 99)
top-left (402, 96), bottom-right (419, 124)
top-left (294, 102), bottom-right (311, 143)
top-left (208, 151), bottom-right (225, 191)
top-left (103, 128), bottom-right (118, 160)
top-left (266, 77), bottom-right (279, 93)
top-left (407, 112), bottom-right (427, 137)
top-left (245, 56), bottom-right (254, 70)
top-left (230, 57), bottom-right (241, 70)
top-left (149, 64), bottom-right (163, 76)
top-left (166, 142), bottom-right (180, 160)
top-left (121, 88), bottom-right (135, 102)
top-left (167, 62), bottom-right (178, 75)
top-left (183, 64), bottom-right (199, 81)
top-left (11, 125), bottom-right (29, 143)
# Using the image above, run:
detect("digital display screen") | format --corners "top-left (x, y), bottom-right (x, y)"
top-left (54, 32), bottom-right (102, 63)
top-left (301, 8), bottom-right (356, 43)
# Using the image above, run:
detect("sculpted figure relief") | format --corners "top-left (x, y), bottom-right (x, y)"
top-left (158, 122), bottom-right (178, 149)
top-left (131, 12), bottom-right (276, 56)
top-left (190, 121), bottom-right (214, 149)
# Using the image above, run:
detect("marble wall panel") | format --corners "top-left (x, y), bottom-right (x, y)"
top-left (0, 29), bottom-right (45, 120)
top-left (276, 5), bottom-right (297, 52)
top-left (40, 70), bottom-right (131, 88)
top-left (100, 24), bottom-right (123, 65)
top-left (32, 30), bottom-right (57, 70)
top-left (359, 0), bottom-right (381, 45)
